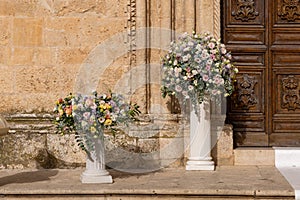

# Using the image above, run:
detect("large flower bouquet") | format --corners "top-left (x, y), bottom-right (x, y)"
top-left (161, 32), bottom-right (238, 108)
top-left (53, 91), bottom-right (140, 152)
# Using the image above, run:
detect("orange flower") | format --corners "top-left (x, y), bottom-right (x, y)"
top-left (65, 106), bottom-right (72, 116)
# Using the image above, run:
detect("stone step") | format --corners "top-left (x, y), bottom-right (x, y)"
top-left (234, 147), bottom-right (275, 165)
top-left (0, 167), bottom-right (294, 200)
top-left (0, 194), bottom-right (295, 199)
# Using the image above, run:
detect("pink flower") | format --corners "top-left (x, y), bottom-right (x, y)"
top-left (206, 65), bottom-right (211, 71)
top-left (83, 112), bottom-right (90, 119)
top-left (188, 85), bottom-right (194, 91)
top-left (208, 42), bottom-right (215, 49)
top-left (212, 90), bottom-right (218, 95)
top-left (175, 85), bottom-right (182, 92)
top-left (203, 75), bottom-right (209, 81)
top-left (182, 91), bottom-right (189, 97)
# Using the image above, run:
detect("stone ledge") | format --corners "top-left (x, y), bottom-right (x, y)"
top-left (234, 147), bottom-right (275, 166)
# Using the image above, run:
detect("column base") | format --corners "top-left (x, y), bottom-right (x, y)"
top-left (80, 169), bottom-right (113, 184)
top-left (186, 158), bottom-right (215, 171)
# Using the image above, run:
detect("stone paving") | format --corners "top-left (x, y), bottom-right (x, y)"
top-left (0, 166), bottom-right (295, 199)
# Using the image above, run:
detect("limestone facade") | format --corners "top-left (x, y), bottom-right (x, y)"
top-left (0, 0), bottom-right (231, 169)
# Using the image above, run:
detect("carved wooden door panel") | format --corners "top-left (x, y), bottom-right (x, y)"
top-left (222, 0), bottom-right (300, 146)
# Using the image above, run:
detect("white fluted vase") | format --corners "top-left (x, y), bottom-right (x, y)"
top-left (81, 134), bottom-right (113, 183)
top-left (186, 99), bottom-right (215, 171)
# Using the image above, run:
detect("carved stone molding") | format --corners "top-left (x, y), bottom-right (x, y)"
top-left (278, 0), bottom-right (300, 22)
top-left (235, 74), bottom-right (258, 109)
top-left (127, 0), bottom-right (137, 67)
top-left (213, 0), bottom-right (221, 39)
top-left (281, 75), bottom-right (300, 111)
top-left (231, 0), bottom-right (259, 22)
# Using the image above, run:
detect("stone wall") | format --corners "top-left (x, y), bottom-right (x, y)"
top-left (0, 0), bottom-right (231, 169)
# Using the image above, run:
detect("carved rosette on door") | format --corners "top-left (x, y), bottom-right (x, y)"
top-left (235, 74), bottom-right (258, 109)
top-left (278, 0), bottom-right (300, 22)
top-left (231, 0), bottom-right (259, 22)
top-left (281, 75), bottom-right (300, 111)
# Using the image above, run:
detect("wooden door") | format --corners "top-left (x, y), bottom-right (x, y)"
top-left (222, 0), bottom-right (300, 146)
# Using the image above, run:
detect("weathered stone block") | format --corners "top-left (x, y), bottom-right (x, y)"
top-left (58, 48), bottom-right (89, 65)
top-left (13, 18), bottom-right (42, 46)
top-left (15, 66), bottom-right (60, 93)
top-left (32, 47), bottom-right (57, 66)
top-left (159, 137), bottom-right (184, 167)
top-left (0, 1), bottom-right (14, 16)
top-left (0, 0), bottom-right (37, 17)
top-left (0, 47), bottom-right (10, 66)
top-left (44, 17), bottom-right (81, 47)
top-left (13, 0), bottom-right (37, 17)
top-left (0, 18), bottom-right (10, 46)
top-left (211, 124), bottom-right (234, 166)
top-left (46, 134), bottom-right (86, 168)
top-left (0, 66), bottom-right (14, 93)
top-left (0, 133), bottom-right (46, 169)
top-left (0, 94), bottom-right (27, 113)
top-left (137, 138), bottom-right (159, 153)
top-left (10, 47), bottom-right (35, 65)
top-left (79, 18), bottom-right (126, 48)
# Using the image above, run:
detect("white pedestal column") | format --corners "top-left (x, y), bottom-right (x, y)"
top-left (81, 136), bottom-right (113, 183)
top-left (186, 101), bottom-right (215, 171)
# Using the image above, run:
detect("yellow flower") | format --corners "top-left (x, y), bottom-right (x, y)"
top-left (72, 104), bottom-right (77, 110)
top-left (90, 126), bottom-right (97, 133)
top-left (58, 109), bottom-right (64, 116)
top-left (104, 119), bottom-right (112, 126)
top-left (105, 103), bottom-right (112, 109)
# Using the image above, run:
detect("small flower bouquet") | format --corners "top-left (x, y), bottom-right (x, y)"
top-left (53, 91), bottom-right (140, 152)
top-left (161, 32), bottom-right (238, 108)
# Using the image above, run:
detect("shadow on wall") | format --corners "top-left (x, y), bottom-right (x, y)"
top-left (35, 149), bottom-right (84, 169)
top-left (0, 170), bottom-right (58, 186)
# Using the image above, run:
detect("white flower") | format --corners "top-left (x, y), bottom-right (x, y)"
top-left (174, 67), bottom-right (180, 77)
top-left (183, 56), bottom-right (189, 62)
top-left (173, 59), bottom-right (178, 66)
top-left (81, 121), bottom-right (88, 128)
top-left (194, 57), bottom-right (201, 63)
top-left (211, 49), bottom-right (217, 55)
top-left (183, 47), bottom-right (190, 52)
top-left (188, 85), bottom-right (194, 90)
top-left (193, 80), bottom-right (198, 86)
top-left (221, 48), bottom-right (227, 54)
top-left (192, 70), bottom-right (198, 75)
top-left (196, 44), bottom-right (202, 50)
top-left (183, 76), bottom-right (188, 80)
top-left (201, 52), bottom-right (209, 59)
top-left (207, 59), bottom-right (213, 65)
